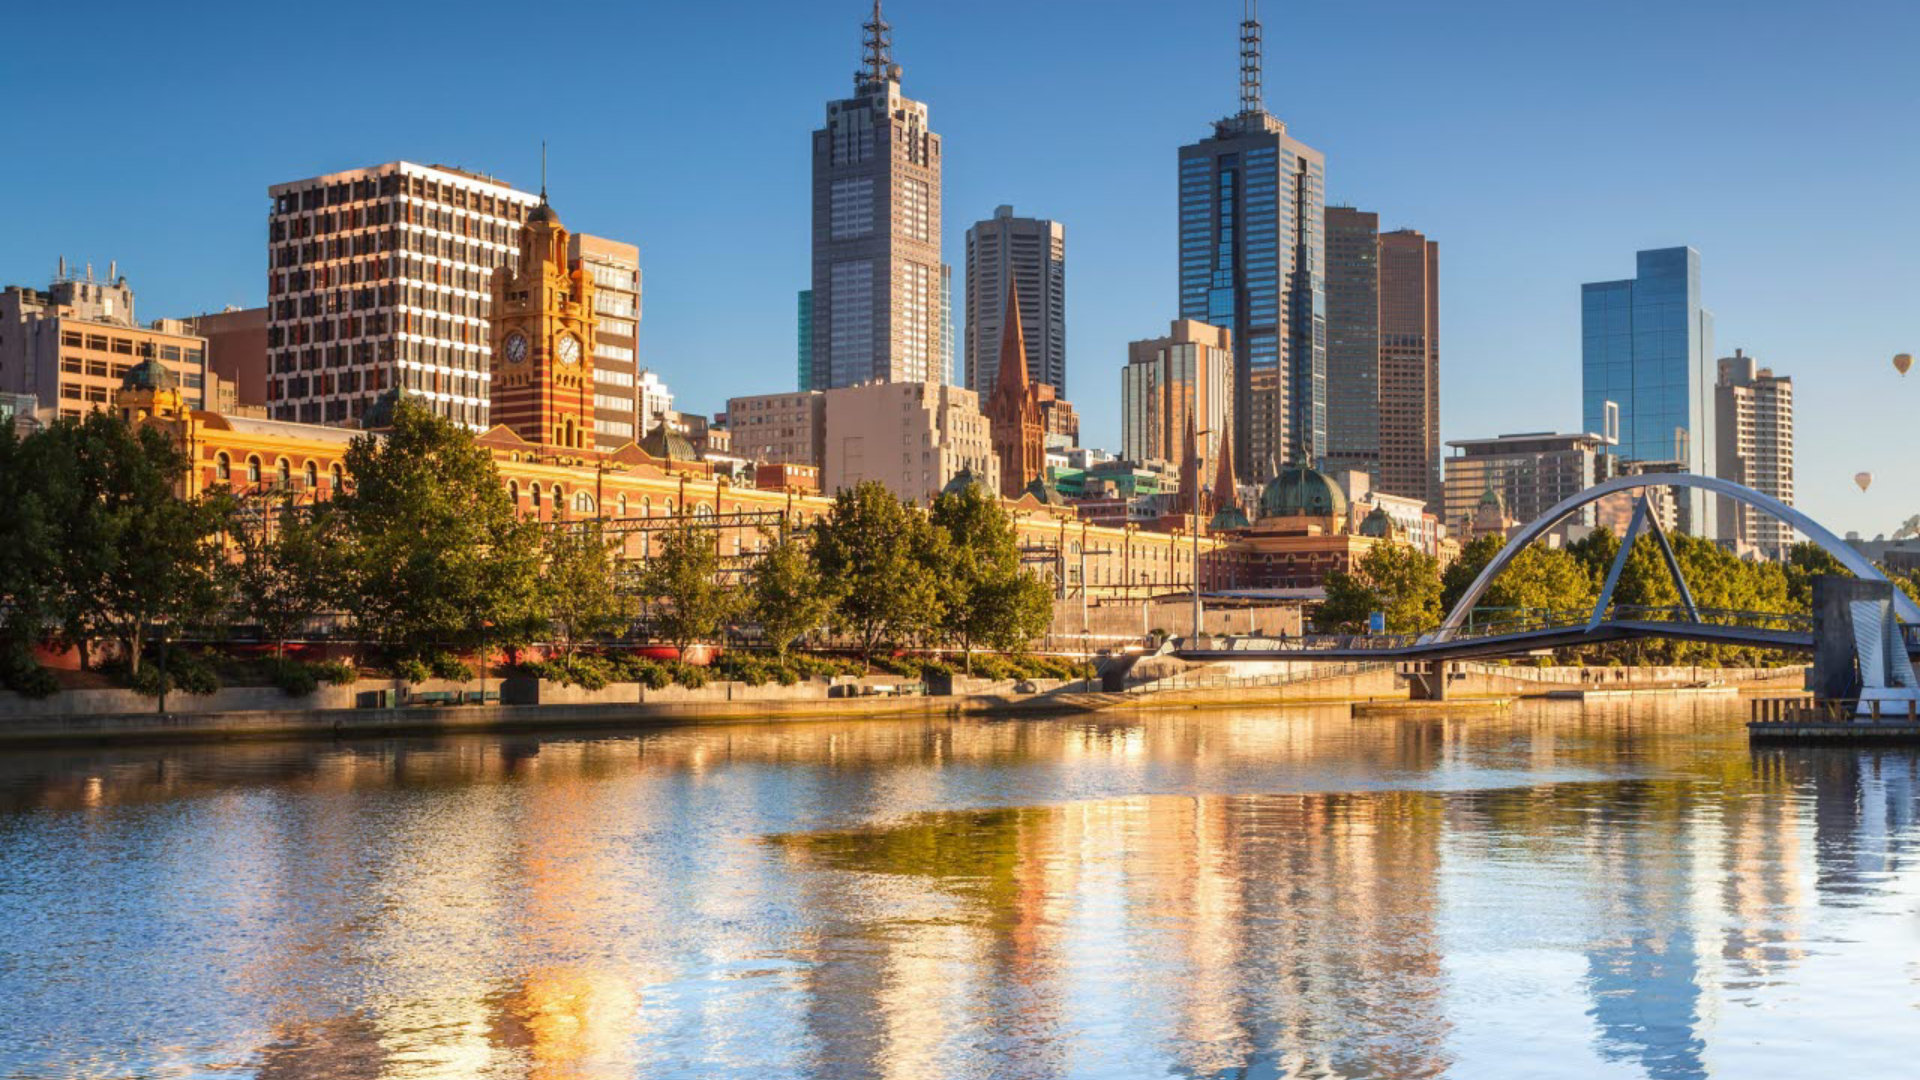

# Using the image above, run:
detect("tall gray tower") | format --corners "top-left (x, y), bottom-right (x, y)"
top-left (964, 205), bottom-right (1066, 396)
top-left (1177, 0), bottom-right (1326, 478)
top-left (809, 1), bottom-right (945, 389)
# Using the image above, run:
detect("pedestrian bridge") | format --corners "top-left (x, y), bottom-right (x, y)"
top-left (1173, 474), bottom-right (1919, 686)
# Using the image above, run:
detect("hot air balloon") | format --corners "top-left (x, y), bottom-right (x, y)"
top-left (1896, 353), bottom-right (1914, 376)
top-left (1855, 471), bottom-right (1874, 493)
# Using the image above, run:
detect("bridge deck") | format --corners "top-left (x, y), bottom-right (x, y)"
top-left (1175, 620), bottom-right (1818, 664)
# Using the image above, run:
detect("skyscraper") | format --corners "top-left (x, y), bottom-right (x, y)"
top-left (266, 161), bottom-right (540, 428)
top-left (964, 205), bottom-right (1066, 395)
top-left (1378, 228), bottom-right (1440, 508)
top-left (1714, 350), bottom-right (1794, 560)
top-left (796, 290), bottom-right (813, 390)
top-left (1323, 207), bottom-right (1379, 473)
top-left (809, 1), bottom-right (944, 389)
top-left (1121, 319), bottom-right (1234, 474)
top-left (1178, 1), bottom-right (1325, 478)
top-left (570, 233), bottom-right (641, 449)
top-left (1581, 246), bottom-right (1715, 531)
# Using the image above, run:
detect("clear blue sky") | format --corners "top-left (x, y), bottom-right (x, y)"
top-left (5, 0), bottom-right (1916, 535)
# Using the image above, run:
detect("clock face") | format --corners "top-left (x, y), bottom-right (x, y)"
top-left (556, 334), bottom-right (581, 366)
top-left (503, 332), bottom-right (528, 364)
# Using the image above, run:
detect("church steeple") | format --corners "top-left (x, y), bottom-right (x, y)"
top-left (987, 278), bottom-right (1045, 499)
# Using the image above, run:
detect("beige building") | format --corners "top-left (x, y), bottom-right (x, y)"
top-left (182, 306), bottom-right (269, 409)
top-left (1121, 319), bottom-right (1233, 473)
top-left (1, 265), bottom-right (208, 420)
top-left (726, 390), bottom-right (825, 467)
top-left (1715, 349), bottom-right (1794, 560)
top-left (571, 233), bottom-right (642, 449)
top-left (823, 380), bottom-right (997, 503)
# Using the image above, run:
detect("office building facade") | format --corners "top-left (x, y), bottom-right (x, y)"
top-left (266, 160), bottom-right (541, 428)
top-left (963, 205), bottom-right (1066, 395)
top-left (1177, 4), bottom-right (1325, 478)
top-left (1122, 319), bottom-right (1234, 474)
top-left (726, 390), bottom-right (826, 468)
top-left (1442, 431), bottom-right (1614, 538)
top-left (1378, 228), bottom-right (1440, 508)
top-left (1714, 349), bottom-right (1794, 559)
top-left (570, 233), bottom-right (642, 449)
top-left (1, 266), bottom-right (208, 420)
top-left (1323, 207), bottom-right (1379, 472)
top-left (1581, 246), bottom-right (1715, 531)
top-left (822, 380), bottom-right (998, 504)
top-left (809, 5), bottom-right (944, 389)
top-left (796, 289), bottom-right (813, 389)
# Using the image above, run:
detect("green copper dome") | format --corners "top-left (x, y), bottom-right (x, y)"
top-left (120, 358), bottom-right (179, 392)
top-left (1023, 473), bottom-right (1069, 507)
top-left (941, 468), bottom-right (992, 499)
top-left (1258, 463), bottom-right (1348, 521)
top-left (1357, 504), bottom-right (1396, 538)
top-left (640, 421), bottom-right (697, 462)
top-left (1209, 505), bottom-right (1252, 532)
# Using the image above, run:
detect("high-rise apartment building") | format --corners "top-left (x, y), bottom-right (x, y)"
top-left (1121, 319), bottom-right (1234, 473)
top-left (1, 264), bottom-right (208, 420)
top-left (1582, 246), bottom-right (1715, 531)
top-left (1323, 207), bottom-right (1379, 473)
top-left (1714, 349), bottom-right (1794, 559)
top-left (809, 3), bottom-right (944, 389)
top-left (822, 380), bottom-right (998, 504)
top-left (570, 233), bottom-right (642, 449)
top-left (266, 161), bottom-right (541, 428)
top-left (636, 369), bottom-right (674, 435)
top-left (1178, 3), bottom-right (1325, 477)
top-left (1378, 228), bottom-right (1440, 508)
top-left (963, 205), bottom-right (1066, 395)
top-left (796, 289), bottom-right (813, 389)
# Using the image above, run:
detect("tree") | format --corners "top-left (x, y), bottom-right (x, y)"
top-left (332, 397), bottom-right (542, 664)
top-left (26, 413), bottom-right (228, 674)
top-left (809, 481), bottom-right (942, 663)
top-left (928, 486), bottom-right (1054, 671)
top-left (1316, 542), bottom-right (1442, 634)
top-left (0, 427), bottom-right (56, 673)
top-left (1440, 534), bottom-right (1505, 613)
top-left (227, 492), bottom-right (340, 658)
top-left (636, 515), bottom-right (737, 653)
top-left (1482, 546), bottom-right (1597, 620)
top-left (539, 518), bottom-right (628, 653)
top-left (749, 527), bottom-right (832, 658)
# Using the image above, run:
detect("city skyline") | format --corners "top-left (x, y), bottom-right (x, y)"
top-left (3, 0), bottom-right (1916, 533)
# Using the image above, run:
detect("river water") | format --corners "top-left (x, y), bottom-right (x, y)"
top-left (1, 700), bottom-right (1916, 1079)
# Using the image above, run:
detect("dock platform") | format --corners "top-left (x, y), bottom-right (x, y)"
top-left (1748, 696), bottom-right (1920, 744)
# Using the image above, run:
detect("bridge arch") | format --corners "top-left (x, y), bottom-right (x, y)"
top-left (1435, 473), bottom-right (1920, 638)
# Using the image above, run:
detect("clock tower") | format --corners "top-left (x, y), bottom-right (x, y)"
top-left (489, 188), bottom-right (596, 450)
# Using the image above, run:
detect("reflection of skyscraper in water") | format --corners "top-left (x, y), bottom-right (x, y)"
top-left (1806, 749), bottom-right (1920, 898)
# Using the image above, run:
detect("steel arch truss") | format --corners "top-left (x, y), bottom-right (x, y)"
top-left (1429, 473), bottom-right (1920, 642)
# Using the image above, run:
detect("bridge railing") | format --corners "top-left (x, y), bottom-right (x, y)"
top-left (1187, 605), bottom-right (1818, 653)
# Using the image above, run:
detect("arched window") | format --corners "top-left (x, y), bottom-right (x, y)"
top-left (304, 461), bottom-right (318, 490)
top-left (508, 480), bottom-right (519, 504)
top-left (529, 482), bottom-right (542, 510)
top-left (215, 452), bottom-right (231, 481)
top-left (277, 458), bottom-right (292, 487)
top-left (330, 464), bottom-right (345, 491)
top-left (695, 503), bottom-right (713, 519)
top-left (641, 495), bottom-right (652, 516)
top-left (247, 455), bottom-right (262, 483)
top-left (575, 491), bottom-right (595, 514)
top-left (617, 493), bottom-right (628, 516)
top-left (664, 499), bottom-right (675, 515)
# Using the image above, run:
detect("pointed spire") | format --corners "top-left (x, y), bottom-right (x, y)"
top-left (1179, 412), bottom-right (1202, 496)
top-left (539, 140), bottom-right (548, 203)
top-left (1240, 0), bottom-right (1265, 115)
top-left (1212, 424), bottom-right (1239, 510)
top-left (993, 278), bottom-right (1031, 397)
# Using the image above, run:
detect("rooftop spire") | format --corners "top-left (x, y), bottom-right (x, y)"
top-left (994, 278), bottom-right (1031, 396)
top-left (539, 140), bottom-right (548, 203)
top-left (860, 0), bottom-right (894, 90)
top-left (1213, 423), bottom-right (1239, 509)
top-left (1240, 0), bottom-right (1265, 115)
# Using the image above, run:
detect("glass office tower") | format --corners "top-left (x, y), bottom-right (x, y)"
top-left (1581, 246), bottom-right (1714, 531)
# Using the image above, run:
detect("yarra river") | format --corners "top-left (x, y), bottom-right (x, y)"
top-left (2, 701), bottom-right (1917, 1078)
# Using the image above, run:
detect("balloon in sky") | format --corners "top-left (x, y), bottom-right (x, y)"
top-left (1856, 471), bottom-right (1874, 493)
top-left (1896, 353), bottom-right (1913, 376)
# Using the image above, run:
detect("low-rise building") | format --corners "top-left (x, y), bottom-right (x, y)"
top-left (824, 380), bottom-right (999, 504)
top-left (726, 390), bottom-right (826, 467)
top-left (1442, 431), bottom-right (1614, 539)
top-left (2, 265), bottom-right (209, 420)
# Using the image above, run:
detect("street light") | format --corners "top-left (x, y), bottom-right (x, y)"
top-left (1192, 428), bottom-right (1211, 644)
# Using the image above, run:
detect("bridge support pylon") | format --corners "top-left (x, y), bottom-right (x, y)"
top-left (1407, 660), bottom-right (1450, 701)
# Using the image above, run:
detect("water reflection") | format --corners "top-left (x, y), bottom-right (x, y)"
top-left (0, 704), bottom-right (1917, 1078)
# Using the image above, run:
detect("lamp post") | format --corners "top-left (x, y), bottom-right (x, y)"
top-left (1191, 429), bottom-right (1211, 644)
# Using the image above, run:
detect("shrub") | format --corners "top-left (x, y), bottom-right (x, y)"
top-left (970, 654), bottom-right (1015, 681)
top-left (311, 660), bottom-right (358, 686)
top-left (0, 652), bottom-right (60, 699)
top-left (670, 660), bottom-right (707, 689)
top-left (265, 659), bottom-right (318, 698)
top-left (429, 653), bottom-right (473, 682)
top-left (393, 658), bottom-right (433, 684)
top-left (129, 652), bottom-right (221, 699)
top-left (919, 659), bottom-right (952, 678)
top-left (772, 662), bottom-right (801, 686)
top-left (712, 652), bottom-right (773, 686)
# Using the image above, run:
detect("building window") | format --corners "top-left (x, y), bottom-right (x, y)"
top-left (575, 492), bottom-right (595, 514)
top-left (304, 461), bottom-right (319, 489)
top-left (277, 459), bottom-right (292, 487)
top-left (247, 456), bottom-right (262, 483)
top-left (215, 452), bottom-right (231, 481)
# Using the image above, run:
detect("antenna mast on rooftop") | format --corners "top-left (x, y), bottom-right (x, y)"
top-left (1240, 0), bottom-right (1265, 115)
top-left (861, 0), bottom-right (893, 88)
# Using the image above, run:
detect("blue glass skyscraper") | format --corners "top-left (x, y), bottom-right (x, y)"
top-left (1177, 4), bottom-right (1325, 479)
top-left (1581, 246), bottom-right (1715, 530)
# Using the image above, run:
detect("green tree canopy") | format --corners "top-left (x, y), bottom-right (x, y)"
top-left (332, 397), bottom-right (542, 663)
top-left (636, 515), bottom-right (737, 652)
top-left (1316, 541), bottom-right (1442, 634)
top-left (226, 491), bottom-right (341, 658)
top-left (929, 486), bottom-right (1055, 671)
top-left (809, 481), bottom-right (943, 661)
top-left (540, 518), bottom-right (628, 653)
top-left (749, 527), bottom-right (833, 658)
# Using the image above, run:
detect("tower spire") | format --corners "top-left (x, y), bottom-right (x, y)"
top-left (1240, 0), bottom-right (1265, 115)
top-left (540, 140), bottom-right (548, 202)
top-left (860, 0), bottom-right (893, 90)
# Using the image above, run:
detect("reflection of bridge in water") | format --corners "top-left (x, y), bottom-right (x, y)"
top-left (1175, 474), bottom-right (1920, 698)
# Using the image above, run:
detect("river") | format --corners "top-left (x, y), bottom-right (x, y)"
top-left (1, 700), bottom-right (1916, 1078)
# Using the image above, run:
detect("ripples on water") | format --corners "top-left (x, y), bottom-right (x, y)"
top-left (0, 700), bottom-right (1916, 1078)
